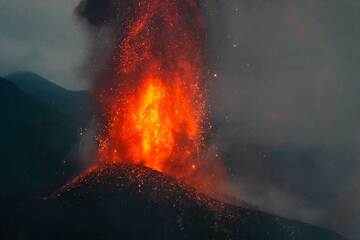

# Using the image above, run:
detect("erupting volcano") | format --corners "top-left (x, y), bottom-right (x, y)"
top-left (0, 1), bottom-right (354, 240)
top-left (95, 0), bottom-right (220, 188)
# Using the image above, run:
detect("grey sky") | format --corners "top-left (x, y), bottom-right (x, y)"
top-left (0, 0), bottom-right (88, 89)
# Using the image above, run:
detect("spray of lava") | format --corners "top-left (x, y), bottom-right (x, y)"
top-left (95, 0), bottom-right (225, 192)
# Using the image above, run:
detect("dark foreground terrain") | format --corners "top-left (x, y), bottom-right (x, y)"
top-left (0, 163), bottom-right (349, 240)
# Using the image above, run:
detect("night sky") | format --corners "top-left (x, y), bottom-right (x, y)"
top-left (1, 0), bottom-right (359, 239)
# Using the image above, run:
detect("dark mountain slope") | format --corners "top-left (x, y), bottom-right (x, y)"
top-left (6, 71), bottom-right (91, 124)
top-left (6, 71), bottom-right (69, 96)
top-left (1, 163), bottom-right (348, 240)
top-left (0, 77), bottom-right (80, 196)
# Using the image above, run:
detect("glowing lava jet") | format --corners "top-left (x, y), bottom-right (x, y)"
top-left (97, 0), bottom-right (215, 182)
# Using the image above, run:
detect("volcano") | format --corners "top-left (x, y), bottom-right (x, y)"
top-left (1, 163), bottom-right (348, 240)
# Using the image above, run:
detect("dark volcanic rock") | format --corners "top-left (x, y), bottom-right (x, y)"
top-left (1, 164), bottom-right (349, 240)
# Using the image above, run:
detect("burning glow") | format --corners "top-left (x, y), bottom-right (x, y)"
top-left (97, 0), bottom-right (224, 188)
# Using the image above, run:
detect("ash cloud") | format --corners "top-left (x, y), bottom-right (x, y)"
top-left (75, 0), bottom-right (139, 31)
top-left (76, 0), bottom-right (117, 27)
top-left (74, 0), bottom-right (139, 91)
top-left (74, 0), bottom-right (120, 90)
top-left (205, 0), bottom-right (360, 239)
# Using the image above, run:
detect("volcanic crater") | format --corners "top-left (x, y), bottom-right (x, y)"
top-left (38, 163), bottom-right (348, 240)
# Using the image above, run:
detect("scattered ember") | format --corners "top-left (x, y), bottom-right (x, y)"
top-left (52, 163), bottom-right (228, 213)
top-left (95, 0), bottom-right (226, 193)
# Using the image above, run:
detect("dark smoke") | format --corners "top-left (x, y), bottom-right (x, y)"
top-left (76, 1), bottom-right (113, 26)
top-left (76, 0), bottom-right (118, 27)
top-left (74, 0), bottom-right (125, 95)
top-left (75, 0), bottom-right (146, 32)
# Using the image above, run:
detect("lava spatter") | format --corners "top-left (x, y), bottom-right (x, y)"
top-left (96, 0), bottom-right (225, 192)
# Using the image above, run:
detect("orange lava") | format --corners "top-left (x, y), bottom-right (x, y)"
top-left (97, 0), bottom-right (224, 189)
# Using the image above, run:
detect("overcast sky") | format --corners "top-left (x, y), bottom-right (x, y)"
top-left (0, 0), bottom-right (88, 90)
top-left (1, 0), bottom-right (359, 239)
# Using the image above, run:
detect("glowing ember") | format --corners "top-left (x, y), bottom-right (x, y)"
top-left (96, 0), bottom-right (224, 189)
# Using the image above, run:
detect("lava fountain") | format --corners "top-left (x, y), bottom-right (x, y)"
top-left (94, 0), bottom-right (225, 192)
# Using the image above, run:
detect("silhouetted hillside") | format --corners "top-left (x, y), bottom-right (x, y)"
top-left (6, 72), bottom-right (69, 96)
top-left (6, 71), bottom-right (91, 124)
top-left (0, 164), bottom-right (349, 240)
top-left (0, 76), bottom-right (85, 197)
